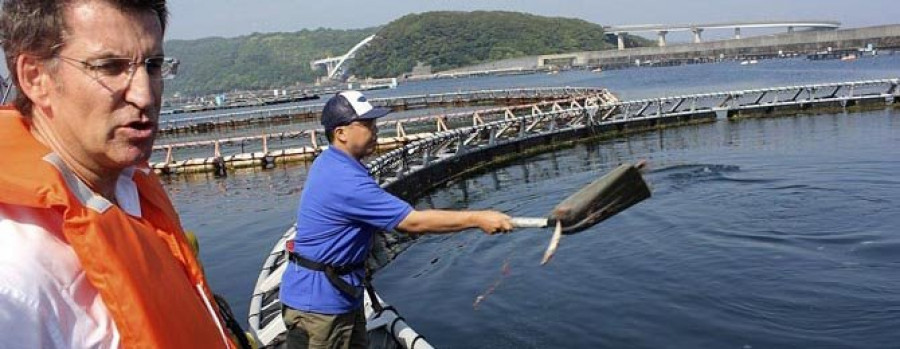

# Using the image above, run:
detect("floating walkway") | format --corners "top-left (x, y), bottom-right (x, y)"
top-left (157, 87), bottom-right (606, 136)
top-left (150, 88), bottom-right (619, 175)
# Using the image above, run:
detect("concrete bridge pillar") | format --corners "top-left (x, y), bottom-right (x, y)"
top-left (0, 77), bottom-right (9, 105)
top-left (616, 32), bottom-right (626, 50)
top-left (692, 28), bottom-right (704, 43)
top-left (657, 31), bottom-right (668, 47)
top-left (0, 75), bottom-right (8, 97)
top-left (325, 61), bottom-right (338, 78)
top-left (734, 27), bottom-right (741, 39)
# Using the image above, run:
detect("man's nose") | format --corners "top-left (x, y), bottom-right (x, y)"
top-left (123, 66), bottom-right (157, 111)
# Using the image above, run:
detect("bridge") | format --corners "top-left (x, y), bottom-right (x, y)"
top-left (1, 73), bottom-right (12, 105)
top-left (605, 20), bottom-right (841, 49)
top-left (533, 25), bottom-right (900, 71)
top-left (310, 35), bottom-right (376, 81)
top-left (149, 79), bottom-right (898, 176)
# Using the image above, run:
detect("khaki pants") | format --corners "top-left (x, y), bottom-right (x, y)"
top-left (282, 305), bottom-right (367, 349)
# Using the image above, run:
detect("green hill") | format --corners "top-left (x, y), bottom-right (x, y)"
top-left (163, 28), bottom-right (377, 96)
top-left (162, 11), bottom-right (650, 96)
top-left (351, 11), bottom-right (647, 78)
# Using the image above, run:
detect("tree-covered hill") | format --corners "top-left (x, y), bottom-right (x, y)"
top-left (163, 28), bottom-right (377, 96)
top-left (162, 11), bottom-right (650, 96)
top-left (351, 11), bottom-right (648, 78)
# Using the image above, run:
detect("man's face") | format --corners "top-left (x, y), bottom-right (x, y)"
top-left (338, 119), bottom-right (378, 159)
top-left (43, 1), bottom-right (163, 172)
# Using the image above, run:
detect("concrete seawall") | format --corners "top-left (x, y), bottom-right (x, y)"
top-left (540, 25), bottom-right (900, 67)
top-left (439, 25), bottom-right (900, 73)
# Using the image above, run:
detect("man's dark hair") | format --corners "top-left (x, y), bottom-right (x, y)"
top-left (0, 0), bottom-right (168, 115)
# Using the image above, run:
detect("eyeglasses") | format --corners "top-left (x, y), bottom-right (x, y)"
top-left (55, 55), bottom-right (179, 88)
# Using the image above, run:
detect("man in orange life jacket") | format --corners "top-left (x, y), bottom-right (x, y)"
top-left (0, 0), bottom-right (240, 347)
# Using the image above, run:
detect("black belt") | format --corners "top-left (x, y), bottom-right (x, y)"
top-left (288, 252), bottom-right (364, 298)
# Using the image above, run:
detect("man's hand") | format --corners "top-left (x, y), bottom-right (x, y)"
top-left (470, 210), bottom-right (513, 235)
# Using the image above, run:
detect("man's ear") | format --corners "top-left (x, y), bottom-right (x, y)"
top-left (16, 54), bottom-right (54, 110)
top-left (333, 126), bottom-right (347, 142)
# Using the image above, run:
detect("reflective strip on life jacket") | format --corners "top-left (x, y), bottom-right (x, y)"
top-left (43, 153), bottom-right (114, 213)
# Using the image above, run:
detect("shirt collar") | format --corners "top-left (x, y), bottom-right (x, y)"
top-left (326, 147), bottom-right (368, 173)
top-left (115, 166), bottom-right (143, 217)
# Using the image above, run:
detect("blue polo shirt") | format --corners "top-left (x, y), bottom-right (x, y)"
top-left (280, 147), bottom-right (413, 314)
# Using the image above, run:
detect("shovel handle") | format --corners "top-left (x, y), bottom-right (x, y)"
top-left (510, 217), bottom-right (549, 228)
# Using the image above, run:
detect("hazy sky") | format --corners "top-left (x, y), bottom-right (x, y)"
top-left (166, 0), bottom-right (899, 40)
top-left (1, 0), bottom-right (898, 78)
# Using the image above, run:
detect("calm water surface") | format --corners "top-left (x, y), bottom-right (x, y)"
top-left (375, 109), bottom-right (899, 348)
top-left (166, 56), bottom-right (900, 347)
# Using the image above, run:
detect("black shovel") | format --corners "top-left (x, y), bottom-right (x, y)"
top-left (509, 162), bottom-right (652, 264)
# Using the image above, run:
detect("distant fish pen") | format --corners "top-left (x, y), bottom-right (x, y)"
top-left (153, 79), bottom-right (898, 177)
top-left (151, 87), bottom-right (618, 175)
top-left (156, 87), bottom-right (607, 136)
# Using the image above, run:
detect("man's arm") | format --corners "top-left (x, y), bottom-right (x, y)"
top-left (396, 209), bottom-right (513, 235)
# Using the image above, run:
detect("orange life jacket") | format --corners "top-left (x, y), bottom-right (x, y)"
top-left (0, 108), bottom-right (236, 348)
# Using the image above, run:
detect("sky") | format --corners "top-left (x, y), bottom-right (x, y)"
top-left (166, 0), bottom-right (899, 40)
top-left (2, 0), bottom-right (898, 78)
